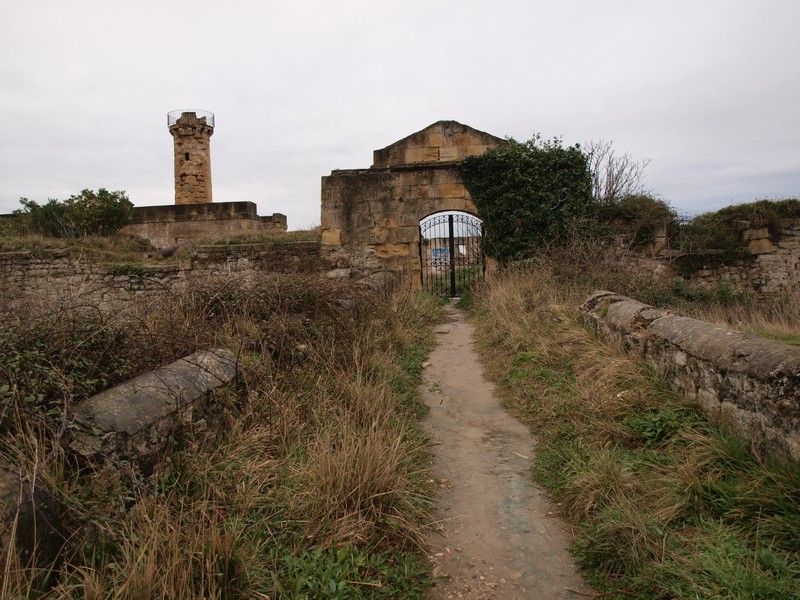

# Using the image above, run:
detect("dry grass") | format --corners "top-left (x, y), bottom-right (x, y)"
top-left (0, 275), bottom-right (441, 597)
top-left (289, 419), bottom-right (427, 548)
top-left (469, 264), bottom-right (800, 597)
top-left (677, 288), bottom-right (800, 345)
top-left (0, 232), bottom-right (154, 259)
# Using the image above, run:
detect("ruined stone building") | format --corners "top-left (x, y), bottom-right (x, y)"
top-left (320, 120), bottom-right (503, 286)
top-left (121, 110), bottom-right (286, 249)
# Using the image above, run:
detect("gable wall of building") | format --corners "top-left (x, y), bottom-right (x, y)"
top-left (321, 121), bottom-right (502, 283)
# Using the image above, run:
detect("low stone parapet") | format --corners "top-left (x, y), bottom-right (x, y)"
top-left (581, 291), bottom-right (800, 461)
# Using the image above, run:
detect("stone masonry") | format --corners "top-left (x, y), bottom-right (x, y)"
top-left (169, 110), bottom-right (214, 205)
top-left (320, 120), bottom-right (503, 283)
top-left (689, 219), bottom-right (800, 295)
top-left (582, 291), bottom-right (800, 462)
top-left (119, 201), bottom-right (287, 249)
top-left (119, 111), bottom-right (287, 250)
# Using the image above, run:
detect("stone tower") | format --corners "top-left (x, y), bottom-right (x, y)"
top-left (168, 110), bottom-right (214, 204)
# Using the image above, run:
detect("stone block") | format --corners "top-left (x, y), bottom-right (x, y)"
top-left (423, 147), bottom-right (439, 162)
top-left (326, 268), bottom-right (351, 279)
top-left (370, 228), bottom-right (390, 244)
top-left (69, 348), bottom-right (238, 471)
top-left (436, 183), bottom-right (466, 198)
top-left (402, 169), bottom-right (436, 186)
top-left (452, 132), bottom-right (469, 146)
top-left (393, 226), bottom-right (420, 244)
top-left (0, 468), bottom-right (66, 572)
top-left (743, 227), bottom-right (771, 241)
top-left (410, 185), bottom-right (434, 200)
top-left (748, 238), bottom-right (774, 254)
top-left (375, 215), bottom-right (399, 229)
top-left (438, 146), bottom-right (458, 161)
top-left (467, 144), bottom-right (491, 157)
top-left (435, 197), bottom-right (468, 211)
top-left (432, 169), bottom-right (461, 184)
top-left (70, 348), bottom-right (238, 454)
top-left (321, 228), bottom-right (341, 246)
top-left (428, 133), bottom-right (444, 147)
top-left (375, 243), bottom-right (412, 257)
top-left (404, 147), bottom-right (423, 163)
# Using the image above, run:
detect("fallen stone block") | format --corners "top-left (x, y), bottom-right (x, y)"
top-left (68, 347), bottom-right (239, 473)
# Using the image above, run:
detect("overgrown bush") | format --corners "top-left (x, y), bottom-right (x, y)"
top-left (696, 198), bottom-right (800, 236)
top-left (671, 199), bottom-right (800, 276)
top-left (459, 135), bottom-right (595, 263)
top-left (600, 193), bottom-right (676, 249)
top-left (9, 189), bottom-right (133, 237)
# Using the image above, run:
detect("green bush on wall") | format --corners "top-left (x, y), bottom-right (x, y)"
top-left (600, 193), bottom-right (676, 249)
top-left (459, 135), bottom-right (595, 264)
top-left (11, 188), bottom-right (133, 237)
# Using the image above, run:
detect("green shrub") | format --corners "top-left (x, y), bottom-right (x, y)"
top-left (10, 189), bottom-right (133, 237)
top-left (671, 199), bottom-right (800, 276)
top-left (459, 135), bottom-right (595, 263)
top-left (600, 193), bottom-right (676, 248)
top-left (107, 262), bottom-right (148, 277)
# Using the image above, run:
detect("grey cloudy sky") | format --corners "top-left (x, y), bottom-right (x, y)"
top-left (1, 0), bottom-right (798, 229)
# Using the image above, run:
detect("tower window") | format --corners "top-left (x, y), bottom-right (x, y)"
top-left (184, 153), bottom-right (190, 161)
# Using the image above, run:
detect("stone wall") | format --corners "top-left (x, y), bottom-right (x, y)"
top-left (119, 201), bottom-right (287, 249)
top-left (0, 240), bottom-right (358, 313)
top-left (581, 291), bottom-right (800, 461)
top-left (321, 120), bottom-right (503, 283)
top-left (686, 219), bottom-right (800, 295)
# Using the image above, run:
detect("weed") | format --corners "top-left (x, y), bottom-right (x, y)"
top-left (624, 406), bottom-right (702, 447)
top-left (269, 544), bottom-right (434, 599)
top-left (107, 262), bottom-right (148, 277)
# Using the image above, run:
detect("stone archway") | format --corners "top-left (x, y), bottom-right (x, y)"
top-left (320, 120), bottom-right (502, 285)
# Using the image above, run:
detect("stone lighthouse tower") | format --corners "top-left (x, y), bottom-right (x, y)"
top-left (168, 110), bottom-right (214, 204)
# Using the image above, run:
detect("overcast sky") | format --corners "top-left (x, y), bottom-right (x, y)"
top-left (2, 1), bottom-right (798, 229)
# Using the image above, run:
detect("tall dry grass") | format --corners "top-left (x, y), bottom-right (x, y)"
top-left (1, 275), bottom-right (441, 598)
top-left (470, 263), bottom-right (800, 597)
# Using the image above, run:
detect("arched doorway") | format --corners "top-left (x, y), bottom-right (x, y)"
top-left (419, 212), bottom-right (484, 297)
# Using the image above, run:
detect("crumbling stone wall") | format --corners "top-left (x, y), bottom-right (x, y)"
top-left (581, 291), bottom-right (800, 461)
top-left (321, 120), bottom-right (503, 282)
top-left (0, 241), bottom-right (349, 313)
top-left (687, 219), bottom-right (800, 295)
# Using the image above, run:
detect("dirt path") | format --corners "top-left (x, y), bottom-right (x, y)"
top-left (421, 303), bottom-right (592, 599)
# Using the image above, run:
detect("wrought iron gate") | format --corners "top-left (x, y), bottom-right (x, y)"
top-left (419, 212), bottom-right (484, 297)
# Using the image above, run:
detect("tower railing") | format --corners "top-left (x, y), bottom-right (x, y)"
top-left (168, 110), bottom-right (215, 128)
